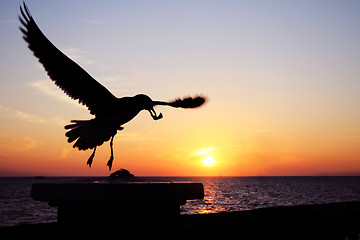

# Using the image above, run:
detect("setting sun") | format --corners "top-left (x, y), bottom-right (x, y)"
top-left (202, 156), bottom-right (216, 167)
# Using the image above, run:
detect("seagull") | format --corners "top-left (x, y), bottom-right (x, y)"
top-left (19, 3), bottom-right (206, 170)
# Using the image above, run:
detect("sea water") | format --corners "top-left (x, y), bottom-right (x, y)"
top-left (1, 176), bottom-right (360, 227)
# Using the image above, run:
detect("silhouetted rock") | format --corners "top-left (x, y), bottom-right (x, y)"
top-left (109, 168), bottom-right (134, 178)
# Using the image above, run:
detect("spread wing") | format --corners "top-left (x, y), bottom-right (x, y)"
top-left (19, 3), bottom-right (116, 115)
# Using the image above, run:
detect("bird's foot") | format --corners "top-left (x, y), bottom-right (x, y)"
top-left (153, 112), bottom-right (163, 120)
top-left (148, 108), bottom-right (163, 120)
top-left (87, 155), bottom-right (94, 167)
top-left (87, 147), bottom-right (96, 168)
top-left (107, 156), bottom-right (114, 171)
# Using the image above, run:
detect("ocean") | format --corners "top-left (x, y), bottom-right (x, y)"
top-left (1, 176), bottom-right (360, 227)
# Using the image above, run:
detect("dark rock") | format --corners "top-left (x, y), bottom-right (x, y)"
top-left (109, 168), bottom-right (134, 178)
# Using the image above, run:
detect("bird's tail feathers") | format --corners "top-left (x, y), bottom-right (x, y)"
top-left (64, 119), bottom-right (114, 151)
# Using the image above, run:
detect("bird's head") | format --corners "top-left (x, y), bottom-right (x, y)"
top-left (134, 94), bottom-right (163, 120)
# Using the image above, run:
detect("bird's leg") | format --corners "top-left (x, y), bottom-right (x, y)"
top-left (107, 136), bottom-right (114, 170)
top-left (87, 146), bottom-right (97, 168)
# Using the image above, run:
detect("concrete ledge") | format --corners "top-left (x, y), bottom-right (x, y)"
top-left (32, 182), bottom-right (204, 202)
top-left (31, 178), bottom-right (204, 224)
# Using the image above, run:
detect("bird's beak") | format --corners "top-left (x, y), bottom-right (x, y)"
top-left (148, 107), bottom-right (163, 120)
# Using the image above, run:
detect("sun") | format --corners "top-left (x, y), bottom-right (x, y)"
top-left (202, 156), bottom-right (216, 167)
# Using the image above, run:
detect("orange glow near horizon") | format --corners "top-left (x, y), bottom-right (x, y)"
top-left (1, 121), bottom-right (360, 176)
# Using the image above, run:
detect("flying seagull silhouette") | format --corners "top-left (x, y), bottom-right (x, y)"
top-left (19, 3), bottom-right (206, 170)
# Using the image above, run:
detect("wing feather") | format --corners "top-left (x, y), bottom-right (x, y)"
top-left (19, 3), bottom-right (116, 115)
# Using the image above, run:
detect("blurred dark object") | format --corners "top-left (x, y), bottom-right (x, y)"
top-left (110, 169), bottom-right (134, 178)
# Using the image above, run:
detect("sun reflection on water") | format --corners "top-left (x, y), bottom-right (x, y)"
top-left (197, 188), bottom-right (226, 214)
top-left (182, 176), bottom-right (360, 215)
top-left (184, 178), bottom-right (227, 214)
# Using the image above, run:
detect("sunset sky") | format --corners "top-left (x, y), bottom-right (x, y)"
top-left (1, 0), bottom-right (360, 176)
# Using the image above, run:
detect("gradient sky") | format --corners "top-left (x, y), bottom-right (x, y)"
top-left (1, 0), bottom-right (360, 176)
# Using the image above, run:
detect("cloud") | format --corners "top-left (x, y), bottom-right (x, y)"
top-left (27, 80), bottom-right (82, 108)
top-left (58, 147), bottom-right (72, 159)
top-left (62, 47), bottom-right (100, 65)
top-left (119, 132), bottom-right (163, 142)
top-left (77, 19), bottom-right (106, 24)
top-left (0, 20), bottom-right (17, 24)
top-left (14, 110), bottom-right (47, 124)
top-left (191, 147), bottom-right (216, 156)
top-left (0, 134), bottom-right (42, 152)
top-left (335, 135), bottom-right (360, 140)
top-left (0, 104), bottom-right (66, 126)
